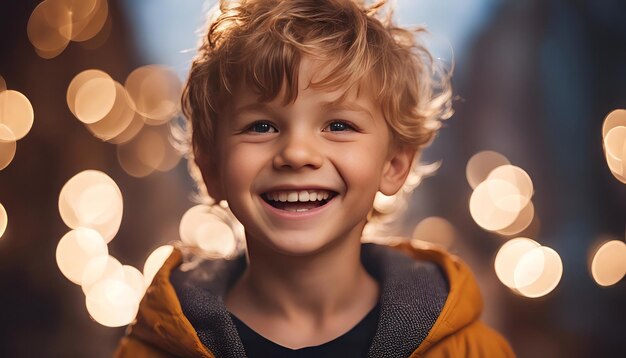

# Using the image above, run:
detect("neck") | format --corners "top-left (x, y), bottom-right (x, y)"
top-left (228, 228), bottom-right (379, 323)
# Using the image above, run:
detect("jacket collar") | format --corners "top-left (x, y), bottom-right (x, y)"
top-left (170, 242), bottom-right (449, 357)
top-left (125, 241), bottom-right (484, 357)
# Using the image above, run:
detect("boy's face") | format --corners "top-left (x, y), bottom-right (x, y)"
top-left (204, 59), bottom-right (413, 256)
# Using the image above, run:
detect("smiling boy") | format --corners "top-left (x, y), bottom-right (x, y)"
top-left (116, 0), bottom-right (514, 357)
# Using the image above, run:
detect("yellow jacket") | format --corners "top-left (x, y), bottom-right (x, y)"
top-left (115, 242), bottom-right (515, 357)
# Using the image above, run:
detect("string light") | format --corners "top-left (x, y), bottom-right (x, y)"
top-left (590, 240), bottom-right (626, 287)
top-left (0, 90), bottom-right (34, 141)
top-left (0, 203), bottom-right (7, 239)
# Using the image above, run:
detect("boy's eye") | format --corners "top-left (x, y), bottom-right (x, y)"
top-left (246, 121), bottom-right (277, 133)
top-left (324, 121), bottom-right (355, 132)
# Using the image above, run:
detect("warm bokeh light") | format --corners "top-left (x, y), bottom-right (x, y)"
top-left (196, 221), bottom-right (237, 257)
top-left (124, 65), bottom-right (182, 125)
top-left (0, 203), bottom-right (7, 239)
top-left (602, 125), bottom-right (626, 183)
top-left (466, 150), bottom-right (511, 189)
top-left (602, 109), bottom-right (626, 139)
top-left (85, 278), bottom-right (140, 328)
top-left (107, 112), bottom-right (145, 144)
top-left (514, 246), bottom-right (563, 298)
top-left (0, 124), bottom-right (17, 171)
top-left (73, 77), bottom-right (117, 124)
top-left (495, 237), bottom-right (540, 289)
top-left (180, 205), bottom-right (217, 245)
top-left (27, 0), bottom-right (71, 58)
top-left (58, 170), bottom-right (123, 243)
top-left (591, 240), bottom-right (626, 287)
top-left (122, 265), bottom-right (146, 298)
top-left (55, 228), bottom-right (108, 285)
top-left (412, 216), bottom-right (457, 248)
top-left (116, 124), bottom-right (182, 177)
top-left (81, 255), bottom-right (124, 294)
top-left (149, 125), bottom-right (183, 172)
top-left (143, 245), bottom-right (174, 287)
top-left (496, 200), bottom-right (535, 236)
top-left (0, 90), bottom-right (34, 141)
top-left (470, 179), bottom-right (524, 231)
top-left (487, 165), bottom-right (533, 207)
top-left (27, 0), bottom-right (109, 59)
top-left (67, 69), bottom-right (113, 117)
top-left (85, 82), bottom-right (136, 141)
top-left (61, 0), bottom-right (109, 43)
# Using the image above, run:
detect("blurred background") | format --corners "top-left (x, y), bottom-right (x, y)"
top-left (1, 0), bottom-right (625, 357)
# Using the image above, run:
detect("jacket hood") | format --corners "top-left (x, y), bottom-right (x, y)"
top-left (117, 241), bottom-right (487, 357)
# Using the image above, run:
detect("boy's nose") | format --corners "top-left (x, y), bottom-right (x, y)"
top-left (273, 133), bottom-right (323, 170)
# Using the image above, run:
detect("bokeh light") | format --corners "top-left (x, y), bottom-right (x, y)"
top-left (85, 278), bottom-right (140, 328)
top-left (85, 81), bottom-right (135, 141)
top-left (179, 205), bottom-right (218, 245)
top-left (466, 150), bottom-right (511, 189)
top-left (0, 90), bottom-right (34, 141)
top-left (124, 65), bottom-right (182, 125)
top-left (79, 9), bottom-right (112, 50)
top-left (495, 238), bottom-right (563, 297)
top-left (58, 170), bottom-right (123, 243)
top-left (107, 112), bottom-right (145, 144)
top-left (487, 165), bottom-right (533, 206)
top-left (27, 0), bottom-right (109, 59)
top-left (143, 245), bottom-right (174, 287)
top-left (27, 0), bottom-right (71, 58)
top-left (0, 124), bottom-right (17, 171)
top-left (116, 124), bottom-right (182, 177)
top-left (74, 77), bottom-right (117, 124)
top-left (62, 0), bottom-right (109, 43)
top-left (514, 246), bottom-right (563, 298)
top-left (81, 255), bottom-right (124, 294)
top-left (412, 216), bottom-right (457, 248)
top-left (495, 237), bottom-right (540, 289)
top-left (590, 240), bottom-right (626, 287)
top-left (67, 70), bottom-right (115, 121)
top-left (0, 203), bottom-right (7, 239)
top-left (602, 125), bottom-right (626, 183)
top-left (470, 179), bottom-right (523, 231)
top-left (55, 228), bottom-right (108, 285)
top-left (196, 221), bottom-right (237, 257)
top-left (121, 265), bottom-right (146, 298)
top-left (602, 109), bottom-right (626, 138)
top-left (496, 200), bottom-right (535, 236)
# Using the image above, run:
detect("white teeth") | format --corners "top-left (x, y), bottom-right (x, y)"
top-left (264, 190), bottom-right (334, 202)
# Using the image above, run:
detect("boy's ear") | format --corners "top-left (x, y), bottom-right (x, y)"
top-left (196, 155), bottom-right (225, 202)
top-left (378, 145), bottom-right (416, 196)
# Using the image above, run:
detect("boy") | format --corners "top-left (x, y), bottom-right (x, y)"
top-left (116, 0), bottom-right (514, 357)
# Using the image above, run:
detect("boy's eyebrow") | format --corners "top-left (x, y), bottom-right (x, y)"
top-left (321, 101), bottom-right (375, 121)
top-left (231, 100), bottom-right (375, 120)
top-left (231, 102), bottom-right (278, 118)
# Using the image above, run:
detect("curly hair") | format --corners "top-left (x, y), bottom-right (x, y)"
top-left (182, 0), bottom-right (452, 223)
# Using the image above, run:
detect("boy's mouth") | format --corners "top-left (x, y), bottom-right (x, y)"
top-left (261, 189), bottom-right (338, 212)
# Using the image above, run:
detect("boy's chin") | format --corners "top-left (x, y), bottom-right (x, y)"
top-left (250, 234), bottom-right (344, 258)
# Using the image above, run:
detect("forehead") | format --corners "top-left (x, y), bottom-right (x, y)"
top-left (232, 57), bottom-right (379, 113)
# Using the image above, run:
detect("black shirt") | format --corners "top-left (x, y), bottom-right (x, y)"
top-left (228, 302), bottom-right (381, 358)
